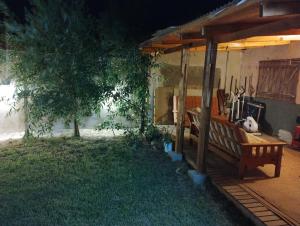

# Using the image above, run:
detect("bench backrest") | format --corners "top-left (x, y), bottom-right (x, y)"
top-left (209, 117), bottom-right (245, 159)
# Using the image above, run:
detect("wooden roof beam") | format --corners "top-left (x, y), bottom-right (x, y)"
top-left (181, 32), bottom-right (204, 40)
top-left (164, 41), bottom-right (206, 54)
top-left (260, 0), bottom-right (300, 17)
top-left (153, 39), bottom-right (203, 45)
top-left (182, 23), bottom-right (267, 40)
top-left (216, 16), bottom-right (300, 43)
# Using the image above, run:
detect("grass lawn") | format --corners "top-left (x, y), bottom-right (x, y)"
top-left (0, 137), bottom-right (251, 226)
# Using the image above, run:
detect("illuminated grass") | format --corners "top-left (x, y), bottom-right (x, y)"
top-left (0, 137), bottom-right (251, 226)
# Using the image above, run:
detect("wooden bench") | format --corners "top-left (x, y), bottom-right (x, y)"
top-left (187, 110), bottom-right (285, 179)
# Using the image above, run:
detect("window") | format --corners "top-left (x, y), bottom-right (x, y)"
top-left (256, 59), bottom-right (300, 103)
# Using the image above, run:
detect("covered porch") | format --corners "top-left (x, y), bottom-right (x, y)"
top-left (141, 0), bottom-right (300, 225)
top-left (155, 125), bottom-right (300, 225)
top-left (183, 130), bottom-right (300, 225)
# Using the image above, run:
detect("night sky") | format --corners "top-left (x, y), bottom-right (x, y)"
top-left (4, 0), bottom-right (231, 39)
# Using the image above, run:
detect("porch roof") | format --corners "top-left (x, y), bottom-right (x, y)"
top-left (140, 0), bottom-right (300, 53)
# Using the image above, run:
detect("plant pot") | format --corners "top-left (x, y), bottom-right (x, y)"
top-left (164, 142), bottom-right (173, 153)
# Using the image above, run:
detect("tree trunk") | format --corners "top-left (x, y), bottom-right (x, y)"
top-left (73, 118), bottom-right (80, 137)
top-left (139, 96), bottom-right (146, 134)
top-left (24, 96), bottom-right (30, 139)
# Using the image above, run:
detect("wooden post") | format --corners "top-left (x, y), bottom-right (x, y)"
top-left (175, 48), bottom-right (189, 153)
top-left (196, 39), bottom-right (218, 173)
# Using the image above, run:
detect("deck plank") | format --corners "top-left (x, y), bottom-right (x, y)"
top-left (264, 220), bottom-right (288, 226)
top-left (230, 191), bottom-right (249, 196)
top-left (239, 199), bottom-right (259, 204)
top-left (254, 211), bottom-right (275, 217)
top-left (243, 203), bottom-right (264, 208)
top-left (249, 206), bottom-right (269, 212)
top-left (224, 188), bottom-right (244, 193)
top-left (259, 215), bottom-right (281, 222)
top-left (233, 195), bottom-right (253, 200)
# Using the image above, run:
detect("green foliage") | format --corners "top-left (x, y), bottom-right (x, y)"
top-left (161, 127), bottom-right (173, 143)
top-left (123, 128), bottom-right (145, 148)
top-left (5, 0), bottom-right (114, 136)
top-left (4, 0), bottom-right (158, 137)
top-left (144, 124), bottom-right (162, 143)
top-left (89, 12), bottom-right (159, 134)
top-left (98, 24), bottom-right (158, 133)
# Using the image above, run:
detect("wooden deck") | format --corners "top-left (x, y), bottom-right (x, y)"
top-left (180, 133), bottom-right (300, 226)
top-left (207, 166), bottom-right (299, 226)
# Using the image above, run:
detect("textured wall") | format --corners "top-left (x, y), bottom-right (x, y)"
top-left (240, 41), bottom-right (300, 103)
top-left (152, 43), bottom-right (300, 133)
top-left (257, 97), bottom-right (300, 135)
top-left (152, 50), bottom-right (241, 125)
top-left (240, 41), bottom-right (300, 134)
top-left (160, 64), bottom-right (220, 88)
top-left (157, 50), bottom-right (242, 91)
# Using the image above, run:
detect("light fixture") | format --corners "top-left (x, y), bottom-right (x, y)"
top-left (278, 35), bottom-right (300, 41)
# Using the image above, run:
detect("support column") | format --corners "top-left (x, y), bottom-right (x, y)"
top-left (175, 48), bottom-right (189, 153)
top-left (196, 39), bottom-right (218, 173)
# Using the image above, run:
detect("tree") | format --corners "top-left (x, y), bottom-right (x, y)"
top-left (96, 16), bottom-right (156, 134)
top-left (3, 0), bottom-right (157, 138)
top-left (5, 0), bottom-right (113, 137)
top-left (114, 48), bottom-right (154, 134)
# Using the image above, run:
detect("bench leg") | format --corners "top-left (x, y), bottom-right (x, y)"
top-left (238, 164), bottom-right (246, 179)
top-left (275, 160), bottom-right (282, 177)
top-left (239, 155), bottom-right (248, 179)
top-left (274, 150), bottom-right (283, 177)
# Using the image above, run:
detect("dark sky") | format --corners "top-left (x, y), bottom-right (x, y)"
top-left (4, 0), bottom-right (231, 39)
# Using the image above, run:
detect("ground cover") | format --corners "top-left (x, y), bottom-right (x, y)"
top-left (0, 137), bottom-right (251, 226)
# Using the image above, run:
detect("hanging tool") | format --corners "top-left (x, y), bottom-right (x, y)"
top-left (226, 76), bottom-right (234, 119)
top-left (217, 78), bottom-right (223, 115)
top-left (241, 76), bottom-right (247, 118)
top-left (224, 50), bottom-right (229, 92)
top-left (236, 86), bottom-right (245, 120)
top-left (249, 74), bottom-right (255, 100)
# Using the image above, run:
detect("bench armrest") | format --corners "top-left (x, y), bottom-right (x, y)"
top-left (240, 142), bottom-right (285, 158)
top-left (241, 142), bottom-right (286, 150)
top-left (240, 142), bottom-right (286, 147)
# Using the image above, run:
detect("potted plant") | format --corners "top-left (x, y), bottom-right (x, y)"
top-left (161, 128), bottom-right (173, 153)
